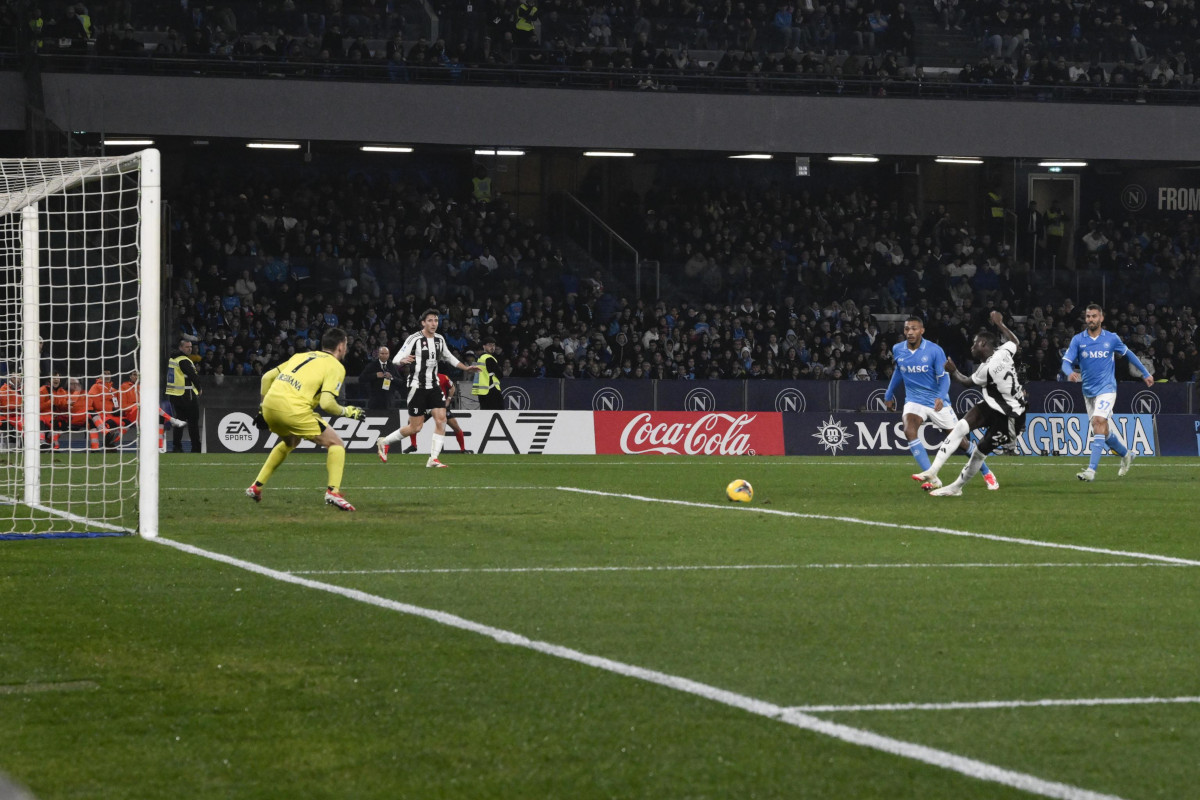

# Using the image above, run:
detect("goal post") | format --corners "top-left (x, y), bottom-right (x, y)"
top-left (0, 149), bottom-right (160, 538)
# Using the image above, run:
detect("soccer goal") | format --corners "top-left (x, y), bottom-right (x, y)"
top-left (0, 150), bottom-right (160, 538)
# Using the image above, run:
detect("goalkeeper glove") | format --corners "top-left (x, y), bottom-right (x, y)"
top-left (252, 409), bottom-right (268, 429)
top-left (342, 405), bottom-right (365, 420)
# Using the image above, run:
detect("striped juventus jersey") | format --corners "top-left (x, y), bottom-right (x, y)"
top-left (393, 332), bottom-right (464, 390)
top-left (970, 341), bottom-right (1026, 415)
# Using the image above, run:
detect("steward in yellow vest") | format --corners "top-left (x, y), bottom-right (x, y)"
top-left (166, 338), bottom-right (203, 452)
top-left (471, 337), bottom-right (503, 410)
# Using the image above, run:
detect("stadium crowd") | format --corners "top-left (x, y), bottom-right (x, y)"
top-left (5, 0), bottom-right (1198, 96)
top-left (163, 167), bottom-right (1200, 389)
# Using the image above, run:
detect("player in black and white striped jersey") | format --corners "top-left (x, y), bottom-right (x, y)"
top-left (928, 311), bottom-right (1028, 496)
top-left (376, 308), bottom-right (480, 468)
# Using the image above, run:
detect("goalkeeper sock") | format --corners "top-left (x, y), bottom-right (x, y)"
top-left (908, 439), bottom-right (931, 471)
top-left (255, 440), bottom-right (295, 486)
top-left (430, 433), bottom-right (444, 460)
top-left (326, 445), bottom-right (346, 494)
top-left (454, 428), bottom-right (465, 451)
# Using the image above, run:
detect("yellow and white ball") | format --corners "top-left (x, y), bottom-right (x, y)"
top-left (725, 479), bottom-right (753, 503)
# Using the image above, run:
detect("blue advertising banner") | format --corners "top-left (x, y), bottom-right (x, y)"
top-left (562, 380), bottom-right (655, 411)
top-left (441, 378), bottom-right (1194, 413)
top-left (1025, 381), bottom-right (1191, 415)
top-left (745, 381), bottom-right (833, 413)
top-left (782, 412), bottom-right (1156, 456)
top-left (499, 378), bottom-right (562, 411)
top-left (656, 380), bottom-right (745, 412)
top-left (1014, 414), bottom-right (1155, 457)
top-left (784, 412), bottom-right (944, 456)
top-left (831, 380), bottom-right (888, 412)
top-left (1155, 415), bottom-right (1200, 456)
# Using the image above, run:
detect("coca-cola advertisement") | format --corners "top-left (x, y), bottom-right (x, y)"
top-left (594, 411), bottom-right (786, 456)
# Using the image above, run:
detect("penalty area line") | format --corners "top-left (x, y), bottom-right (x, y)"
top-left (154, 536), bottom-right (1125, 800)
top-left (289, 562), bottom-right (1188, 576)
top-left (557, 487), bottom-right (1200, 568)
top-left (789, 696), bottom-right (1200, 713)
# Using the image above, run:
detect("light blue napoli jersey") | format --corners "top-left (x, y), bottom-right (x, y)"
top-left (1061, 329), bottom-right (1148, 397)
top-left (887, 339), bottom-right (949, 408)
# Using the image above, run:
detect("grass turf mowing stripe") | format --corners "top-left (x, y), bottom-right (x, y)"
top-left (789, 697), bottom-right (1200, 713)
top-left (0, 681), bottom-right (99, 695)
top-left (557, 487), bottom-right (1200, 567)
top-left (288, 562), bottom-right (1189, 575)
top-left (154, 536), bottom-right (1127, 800)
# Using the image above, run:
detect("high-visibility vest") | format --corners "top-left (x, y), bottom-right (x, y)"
top-left (166, 355), bottom-right (195, 396)
top-left (472, 353), bottom-right (500, 395)
top-left (988, 191), bottom-right (1004, 219)
top-left (1045, 210), bottom-right (1065, 237)
top-left (472, 176), bottom-right (492, 201)
top-left (516, 3), bottom-right (537, 31)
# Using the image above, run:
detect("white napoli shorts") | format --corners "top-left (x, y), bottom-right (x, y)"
top-left (1084, 392), bottom-right (1117, 422)
top-left (902, 401), bottom-right (959, 430)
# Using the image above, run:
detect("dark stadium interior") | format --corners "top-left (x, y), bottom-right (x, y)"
top-left (1, 1), bottom-right (1198, 398)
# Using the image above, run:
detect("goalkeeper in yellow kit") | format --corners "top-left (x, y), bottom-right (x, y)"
top-left (245, 327), bottom-right (364, 511)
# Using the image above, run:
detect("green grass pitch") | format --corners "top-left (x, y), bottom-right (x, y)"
top-left (2, 453), bottom-right (1198, 799)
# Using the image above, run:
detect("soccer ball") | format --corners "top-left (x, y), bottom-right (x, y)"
top-left (725, 479), bottom-right (753, 503)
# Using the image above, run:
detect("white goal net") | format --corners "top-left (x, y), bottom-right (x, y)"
top-left (0, 150), bottom-right (160, 538)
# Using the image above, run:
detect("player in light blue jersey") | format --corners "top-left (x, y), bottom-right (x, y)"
top-left (885, 316), bottom-right (996, 490)
top-left (1061, 303), bottom-right (1154, 481)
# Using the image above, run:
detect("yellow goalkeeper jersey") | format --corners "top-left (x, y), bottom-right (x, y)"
top-left (262, 351), bottom-right (346, 416)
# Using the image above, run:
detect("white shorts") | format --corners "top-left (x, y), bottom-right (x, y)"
top-left (902, 401), bottom-right (959, 430)
top-left (1084, 392), bottom-right (1117, 422)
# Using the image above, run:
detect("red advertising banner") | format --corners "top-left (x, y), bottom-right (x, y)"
top-left (593, 411), bottom-right (786, 456)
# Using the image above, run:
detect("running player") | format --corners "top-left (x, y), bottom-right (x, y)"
top-left (406, 372), bottom-right (468, 455)
top-left (930, 311), bottom-right (1027, 496)
top-left (1061, 303), bottom-right (1154, 482)
top-left (376, 308), bottom-right (479, 468)
top-left (245, 327), bottom-right (364, 511)
top-left (885, 315), bottom-right (996, 490)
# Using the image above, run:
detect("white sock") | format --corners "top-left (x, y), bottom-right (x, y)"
top-left (956, 448), bottom-right (988, 486)
top-left (929, 419), bottom-right (970, 478)
top-left (430, 433), bottom-right (444, 460)
top-left (380, 429), bottom-right (402, 446)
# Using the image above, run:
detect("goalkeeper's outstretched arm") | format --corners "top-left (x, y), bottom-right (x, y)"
top-left (317, 392), bottom-right (363, 419)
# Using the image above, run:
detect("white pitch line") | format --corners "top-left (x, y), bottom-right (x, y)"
top-left (789, 696), bottom-right (1200, 713)
top-left (153, 536), bottom-right (1125, 800)
top-left (165, 459), bottom-right (1200, 468)
top-left (558, 487), bottom-right (1200, 567)
top-left (289, 562), bottom-right (1188, 576)
top-left (161, 485), bottom-right (533, 492)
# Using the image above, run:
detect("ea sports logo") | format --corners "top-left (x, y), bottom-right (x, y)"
top-left (864, 388), bottom-right (888, 412)
top-left (219, 412), bottom-right (260, 452)
top-left (502, 386), bottom-right (532, 410)
top-left (954, 389), bottom-right (983, 415)
top-left (1120, 184), bottom-right (1147, 212)
top-left (774, 388), bottom-right (808, 413)
top-left (1043, 389), bottom-right (1076, 413)
top-left (1131, 390), bottom-right (1160, 415)
top-left (592, 387), bottom-right (624, 411)
top-left (683, 387), bottom-right (718, 411)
